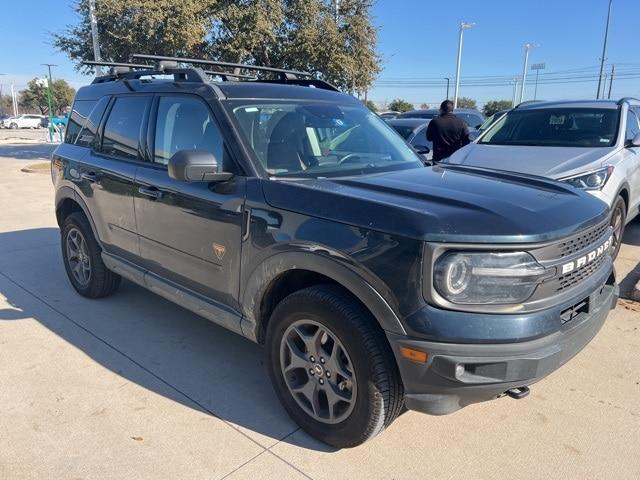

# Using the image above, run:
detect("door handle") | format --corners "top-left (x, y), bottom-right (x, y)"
top-left (138, 186), bottom-right (163, 200)
top-left (81, 172), bottom-right (99, 183)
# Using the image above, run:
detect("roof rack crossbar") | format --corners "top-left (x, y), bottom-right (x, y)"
top-left (83, 60), bottom-right (154, 70)
top-left (131, 54), bottom-right (312, 80)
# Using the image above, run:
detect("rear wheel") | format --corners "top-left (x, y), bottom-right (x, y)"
top-left (610, 196), bottom-right (626, 259)
top-left (266, 285), bottom-right (404, 448)
top-left (9, 123), bottom-right (17, 129)
top-left (61, 212), bottom-right (121, 298)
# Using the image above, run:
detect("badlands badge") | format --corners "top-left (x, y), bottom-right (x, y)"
top-left (213, 243), bottom-right (226, 260)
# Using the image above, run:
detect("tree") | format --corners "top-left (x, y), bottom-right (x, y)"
top-left (0, 95), bottom-right (13, 116)
top-left (419, 103), bottom-right (429, 109)
top-left (19, 78), bottom-right (76, 115)
top-left (456, 97), bottom-right (477, 109)
top-left (53, 0), bottom-right (381, 92)
top-left (483, 100), bottom-right (512, 117)
top-left (388, 98), bottom-right (414, 112)
top-left (364, 100), bottom-right (377, 112)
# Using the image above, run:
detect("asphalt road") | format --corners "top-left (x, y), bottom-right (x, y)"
top-left (1, 142), bottom-right (639, 480)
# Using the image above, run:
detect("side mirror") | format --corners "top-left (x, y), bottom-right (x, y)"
top-left (168, 150), bottom-right (233, 182)
top-left (413, 145), bottom-right (430, 155)
top-left (629, 132), bottom-right (640, 148)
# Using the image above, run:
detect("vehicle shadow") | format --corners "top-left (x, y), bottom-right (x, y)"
top-left (0, 143), bottom-right (56, 161)
top-left (0, 227), bottom-right (334, 452)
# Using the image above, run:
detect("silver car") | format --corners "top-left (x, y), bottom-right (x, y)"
top-left (445, 98), bottom-right (640, 256)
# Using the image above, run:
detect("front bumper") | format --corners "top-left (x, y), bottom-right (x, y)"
top-left (387, 275), bottom-right (618, 415)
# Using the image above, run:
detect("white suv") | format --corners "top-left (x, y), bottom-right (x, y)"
top-left (446, 98), bottom-right (640, 257)
top-left (0, 114), bottom-right (44, 129)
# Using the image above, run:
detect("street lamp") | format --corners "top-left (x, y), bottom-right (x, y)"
top-left (453, 21), bottom-right (475, 109)
top-left (41, 64), bottom-right (57, 142)
top-left (531, 62), bottom-right (546, 100)
top-left (519, 43), bottom-right (539, 104)
top-left (597, 0), bottom-right (613, 99)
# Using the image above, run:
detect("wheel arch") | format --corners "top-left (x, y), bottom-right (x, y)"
top-left (55, 187), bottom-right (103, 247)
top-left (240, 252), bottom-right (407, 344)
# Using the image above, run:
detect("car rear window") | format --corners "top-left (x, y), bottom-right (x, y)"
top-left (100, 96), bottom-right (150, 160)
top-left (389, 125), bottom-right (415, 139)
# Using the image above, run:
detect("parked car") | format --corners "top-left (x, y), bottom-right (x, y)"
top-left (0, 114), bottom-right (44, 129)
top-left (385, 117), bottom-right (433, 162)
top-left (478, 108), bottom-right (510, 134)
top-left (378, 110), bottom-right (400, 119)
top-left (53, 57), bottom-right (617, 448)
top-left (396, 108), bottom-right (485, 139)
top-left (446, 99), bottom-right (640, 257)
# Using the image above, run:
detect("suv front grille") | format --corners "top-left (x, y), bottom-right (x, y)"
top-left (558, 221), bottom-right (609, 257)
top-left (556, 252), bottom-right (608, 292)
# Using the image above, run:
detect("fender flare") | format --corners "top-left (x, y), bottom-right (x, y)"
top-left (239, 251), bottom-right (407, 342)
top-left (55, 186), bottom-right (104, 248)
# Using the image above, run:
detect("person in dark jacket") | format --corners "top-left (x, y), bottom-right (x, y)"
top-left (426, 100), bottom-right (470, 161)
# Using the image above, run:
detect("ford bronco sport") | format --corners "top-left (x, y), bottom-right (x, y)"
top-left (52, 55), bottom-right (618, 448)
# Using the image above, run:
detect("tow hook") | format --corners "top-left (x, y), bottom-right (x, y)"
top-left (505, 386), bottom-right (530, 399)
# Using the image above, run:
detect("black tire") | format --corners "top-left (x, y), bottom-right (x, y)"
top-left (61, 212), bottom-right (121, 298)
top-left (610, 196), bottom-right (626, 259)
top-left (265, 284), bottom-right (404, 448)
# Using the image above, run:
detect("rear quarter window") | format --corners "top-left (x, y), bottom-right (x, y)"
top-left (65, 100), bottom-right (97, 144)
top-left (75, 97), bottom-right (110, 148)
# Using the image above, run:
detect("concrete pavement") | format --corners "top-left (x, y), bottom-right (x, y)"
top-left (0, 143), bottom-right (639, 479)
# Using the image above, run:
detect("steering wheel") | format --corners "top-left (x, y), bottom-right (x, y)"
top-left (337, 153), bottom-right (362, 164)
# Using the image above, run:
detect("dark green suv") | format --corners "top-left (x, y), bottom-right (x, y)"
top-left (52, 55), bottom-right (618, 447)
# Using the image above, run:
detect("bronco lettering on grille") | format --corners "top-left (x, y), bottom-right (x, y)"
top-left (560, 234), bottom-right (613, 275)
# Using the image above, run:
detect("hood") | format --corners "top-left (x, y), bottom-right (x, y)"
top-left (261, 166), bottom-right (609, 244)
top-left (447, 143), bottom-right (617, 178)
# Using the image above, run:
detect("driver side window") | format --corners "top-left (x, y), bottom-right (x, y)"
top-left (154, 95), bottom-right (239, 174)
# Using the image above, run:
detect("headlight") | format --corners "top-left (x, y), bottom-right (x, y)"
top-left (434, 251), bottom-right (552, 305)
top-left (561, 166), bottom-right (613, 190)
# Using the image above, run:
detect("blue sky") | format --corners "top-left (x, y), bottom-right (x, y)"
top-left (1, 0), bottom-right (638, 107)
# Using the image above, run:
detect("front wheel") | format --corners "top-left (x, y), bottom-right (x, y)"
top-left (9, 123), bottom-right (18, 129)
top-left (610, 196), bottom-right (626, 259)
top-left (266, 285), bottom-right (404, 448)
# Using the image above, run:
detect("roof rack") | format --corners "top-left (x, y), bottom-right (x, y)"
top-left (83, 55), bottom-right (340, 92)
top-left (132, 54), bottom-right (313, 81)
top-left (84, 60), bottom-right (209, 84)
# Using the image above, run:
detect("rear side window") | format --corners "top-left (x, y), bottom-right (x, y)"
top-left (75, 97), bottom-right (109, 148)
top-left (66, 100), bottom-right (96, 144)
top-left (101, 96), bottom-right (149, 160)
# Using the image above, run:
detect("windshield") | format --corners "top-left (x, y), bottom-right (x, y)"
top-left (479, 107), bottom-right (620, 147)
top-left (228, 101), bottom-right (422, 178)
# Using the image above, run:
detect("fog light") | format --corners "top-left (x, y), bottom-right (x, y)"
top-left (455, 364), bottom-right (465, 377)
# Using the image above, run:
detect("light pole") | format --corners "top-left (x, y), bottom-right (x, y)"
top-left (444, 77), bottom-right (450, 100)
top-left (88, 0), bottom-right (103, 75)
top-left (531, 62), bottom-right (546, 100)
top-left (42, 64), bottom-right (57, 142)
top-left (0, 73), bottom-right (5, 115)
top-left (519, 43), bottom-right (538, 104)
top-left (597, 0), bottom-right (613, 99)
top-left (511, 78), bottom-right (518, 107)
top-left (453, 21), bottom-right (475, 109)
top-left (608, 64), bottom-right (615, 99)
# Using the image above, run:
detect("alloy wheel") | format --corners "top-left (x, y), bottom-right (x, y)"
top-left (66, 227), bottom-right (92, 286)
top-left (280, 319), bottom-right (357, 424)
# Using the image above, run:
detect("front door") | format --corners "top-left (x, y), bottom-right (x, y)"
top-left (134, 94), bottom-right (246, 308)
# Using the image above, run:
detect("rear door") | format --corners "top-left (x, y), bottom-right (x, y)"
top-left (134, 93), bottom-right (246, 306)
top-left (79, 95), bottom-right (151, 261)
